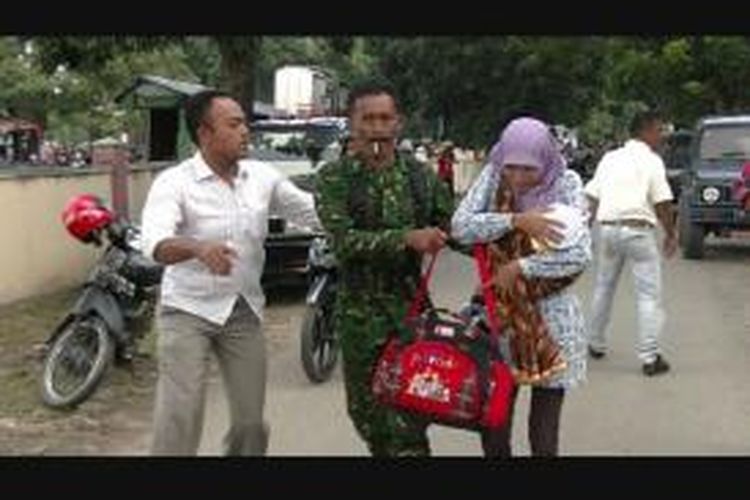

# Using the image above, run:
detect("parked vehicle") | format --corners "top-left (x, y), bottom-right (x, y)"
top-left (299, 236), bottom-right (339, 383)
top-left (40, 194), bottom-right (162, 408)
top-left (250, 116), bottom-right (348, 286)
top-left (679, 115), bottom-right (750, 259)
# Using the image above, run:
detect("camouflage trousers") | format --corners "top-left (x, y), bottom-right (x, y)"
top-left (336, 291), bottom-right (431, 457)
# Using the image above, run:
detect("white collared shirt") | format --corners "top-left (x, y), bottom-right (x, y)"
top-left (141, 152), bottom-right (321, 325)
top-left (584, 139), bottom-right (673, 226)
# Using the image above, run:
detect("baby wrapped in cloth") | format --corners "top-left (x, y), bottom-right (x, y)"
top-left (486, 181), bottom-right (585, 384)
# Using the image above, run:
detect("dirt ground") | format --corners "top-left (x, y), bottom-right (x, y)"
top-left (0, 286), bottom-right (298, 456)
top-left (0, 288), bottom-right (158, 455)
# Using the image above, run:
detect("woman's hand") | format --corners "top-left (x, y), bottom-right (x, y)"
top-left (512, 209), bottom-right (566, 247)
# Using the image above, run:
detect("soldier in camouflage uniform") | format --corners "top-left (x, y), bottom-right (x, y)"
top-left (315, 82), bottom-right (454, 456)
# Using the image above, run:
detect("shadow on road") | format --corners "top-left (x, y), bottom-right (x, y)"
top-left (689, 237), bottom-right (750, 263)
top-left (264, 284), bottom-right (308, 305)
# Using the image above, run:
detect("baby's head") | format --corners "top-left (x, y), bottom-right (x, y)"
top-left (531, 203), bottom-right (585, 253)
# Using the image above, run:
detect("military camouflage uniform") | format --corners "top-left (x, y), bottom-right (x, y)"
top-left (315, 153), bottom-right (454, 456)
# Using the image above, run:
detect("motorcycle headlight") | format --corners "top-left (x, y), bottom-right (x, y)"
top-left (308, 237), bottom-right (325, 258)
top-left (308, 237), bottom-right (335, 266)
top-left (702, 186), bottom-right (721, 204)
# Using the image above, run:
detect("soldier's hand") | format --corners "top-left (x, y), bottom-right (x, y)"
top-left (195, 241), bottom-right (238, 275)
top-left (512, 209), bottom-right (566, 247)
top-left (405, 228), bottom-right (449, 254)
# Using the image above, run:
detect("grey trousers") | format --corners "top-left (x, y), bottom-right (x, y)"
top-left (150, 297), bottom-right (269, 456)
top-left (588, 225), bottom-right (666, 364)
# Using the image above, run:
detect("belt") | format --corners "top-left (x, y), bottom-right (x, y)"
top-left (600, 219), bottom-right (655, 229)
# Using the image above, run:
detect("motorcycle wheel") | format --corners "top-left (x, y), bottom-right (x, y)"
top-left (300, 294), bottom-right (339, 383)
top-left (40, 315), bottom-right (115, 409)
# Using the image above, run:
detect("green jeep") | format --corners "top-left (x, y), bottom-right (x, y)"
top-left (679, 115), bottom-right (750, 259)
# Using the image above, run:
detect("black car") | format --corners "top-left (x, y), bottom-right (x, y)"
top-left (678, 115), bottom-right (750, 259)
top-left (249, 117), bottom-right (348, 286)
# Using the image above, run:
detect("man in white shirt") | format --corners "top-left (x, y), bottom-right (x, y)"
top-left (584, 110), bottom-right (677, 377)
top-left (141, 90), bottom-right (320, 455)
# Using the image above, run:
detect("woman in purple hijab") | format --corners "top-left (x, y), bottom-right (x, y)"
top-left (451, 116), bottom-right (592, 457)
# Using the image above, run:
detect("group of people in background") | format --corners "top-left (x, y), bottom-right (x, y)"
top-left (0, 139), bottom-right (90, 167)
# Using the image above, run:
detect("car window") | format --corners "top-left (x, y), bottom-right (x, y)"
top-left (699, 125), bottom-right (750, 161)
top-left (250, 124), bottom-right (344, 166)
top-left (664, 133), bottom-right (692, 170)
top-left (251, 129), bottom-right (308, 161)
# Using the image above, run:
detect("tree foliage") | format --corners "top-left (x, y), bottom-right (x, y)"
top-left (5, 35), bottom-right (750, 150)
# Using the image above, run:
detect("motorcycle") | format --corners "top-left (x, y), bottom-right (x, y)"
top-left (40, 215), bottom-right (163, 409)
top-left (299, 235), bottom-right (339, 383)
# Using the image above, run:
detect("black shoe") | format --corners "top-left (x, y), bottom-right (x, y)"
top-left (643, 355), bottom-right (670, 376)
top-left (588, 346), bottom-right (606, 359)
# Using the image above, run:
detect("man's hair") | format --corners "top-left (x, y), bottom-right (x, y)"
top-left (630, 110), bottom-right (662, 137)
top-left (184, 89), bottom-right (233, 146)
top-left (346, 79), bottom-right (402, 117)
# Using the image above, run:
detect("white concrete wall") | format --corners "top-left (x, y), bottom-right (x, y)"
top-left (0, 165), bottom-right (161, 305)
top-left (0, 158), bottom-right (482, 306)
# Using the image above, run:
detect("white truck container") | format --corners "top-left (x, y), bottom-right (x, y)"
top-left (274, 65), bottom-right (338, 117)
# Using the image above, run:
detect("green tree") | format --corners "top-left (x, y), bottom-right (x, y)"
top-left (26, 36), bottom-right (207, 144)
top-left (20, 34), bottom-right (750, 155)
top-left (368, 36), bottom-right (608, 148)
top-left (215, 36), bottom-right (261, 116)
top-left (0, 37), bottom-right (54, 127)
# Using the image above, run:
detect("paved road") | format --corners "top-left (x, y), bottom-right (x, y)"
top-left (127, 234), bottom-right (750, 456)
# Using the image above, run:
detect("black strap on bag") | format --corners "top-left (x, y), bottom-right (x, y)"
top-left (404, 245), bottom-right (501, 338)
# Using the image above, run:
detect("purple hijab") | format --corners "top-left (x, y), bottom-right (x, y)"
top-left (488, 117), bottom-right (567, 211)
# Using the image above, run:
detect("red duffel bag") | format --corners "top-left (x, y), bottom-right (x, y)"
top-left (371, 244), bottom-right (514, 431)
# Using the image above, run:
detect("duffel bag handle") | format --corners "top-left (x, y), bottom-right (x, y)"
top-left (473, 243), bottom-right (501, 338)
top-left (405, 251), bottom-right (440, 321)
top-left (404, 242), bottom-right (501, 338)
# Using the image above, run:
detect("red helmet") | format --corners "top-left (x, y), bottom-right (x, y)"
top-left (61, 194), bottom-right (114, 243)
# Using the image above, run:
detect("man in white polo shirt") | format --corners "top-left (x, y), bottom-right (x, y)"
top-left (584, 110), bottom-right (677, 377)
top-left (141, 90), bottom-right (321, 455)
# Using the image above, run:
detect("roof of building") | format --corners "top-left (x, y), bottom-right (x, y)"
top-left (114, 74), bottom-right (208, 105)
top-left (0, 117), bottom-right (43, 135)
top-left (115, 74), bottom-right (289, 119)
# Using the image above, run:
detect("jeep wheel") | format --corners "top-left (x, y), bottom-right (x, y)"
top-left (678, 196), bottom-right (689, 249)
top-left (682, 221), bottom-right (705, 259)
